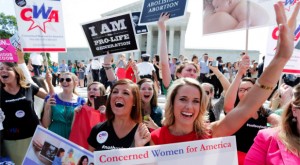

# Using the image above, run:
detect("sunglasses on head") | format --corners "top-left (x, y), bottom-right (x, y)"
top-left (59, 78), bottom-right (72, 83)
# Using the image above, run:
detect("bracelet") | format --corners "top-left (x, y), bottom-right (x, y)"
top-left (104, 67), bottom-right (112, 70)
top-left (255, 80), bottom-right (274, 91)
top-left (103, 63), bottom-right (111, 66)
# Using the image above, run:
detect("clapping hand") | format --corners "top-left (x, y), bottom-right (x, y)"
top-left (134, 123), bottom-right (151, 147)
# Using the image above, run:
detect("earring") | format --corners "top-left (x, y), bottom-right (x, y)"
top-left (292, 117), bottom-right (297, 123)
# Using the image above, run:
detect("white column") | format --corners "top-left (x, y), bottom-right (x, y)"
top-left (180, 28), bottom-right (186, 55)
top-left (168, 27), bottom-right (174, 56)
top-left (157, 29), bottom-right (161, 55)
top-left (135, 34), bottom-right (142, 60)
top-left (146, 27), bottom-right (153, 55)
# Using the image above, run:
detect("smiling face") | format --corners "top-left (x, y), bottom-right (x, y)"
top-left (238, 81), bottom-right (254, 101)
top-left (110, 84), bottom-right (135, 117)
top-left (0, 63), bottom-right (17, 84)
top-left (177, 63), bottom-right (198, 79)
top-left (59, 73), bottom-right (75, 92)
top-left (173, 85), bottom-right (201, 127)
top-left (140, 81), bottom-right (154, 104)
top-left (88, 84), bottom-right (101, 102)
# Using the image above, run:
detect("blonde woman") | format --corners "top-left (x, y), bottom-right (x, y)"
top-left (42, 72), bottom-right (85, 139)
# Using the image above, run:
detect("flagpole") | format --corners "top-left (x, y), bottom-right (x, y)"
top-left (245, 0), bottom-right (250, 55)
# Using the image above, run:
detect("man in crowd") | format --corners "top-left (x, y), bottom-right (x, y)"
top-left (198, 53), bottom-right (210, 83)
top-left (30, 52), bottom-right (44, 76)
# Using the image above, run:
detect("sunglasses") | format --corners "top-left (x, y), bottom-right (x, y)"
top-left (59, 78), bottom-right (72, 83)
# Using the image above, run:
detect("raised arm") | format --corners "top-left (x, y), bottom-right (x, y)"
top-left (158, 13), bottom-right (172, 88)
top-left (209, 65), bottom-right (230, 94)
top-left (212, 2), bottom-right (300, 137)
top-left (103, 53), bottom-right (117, 83)
top-left (223, 56), bottom-right (250, 113)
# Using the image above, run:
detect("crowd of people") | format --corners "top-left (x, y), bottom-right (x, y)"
top-left (0, 2), bottom-right (299, 165)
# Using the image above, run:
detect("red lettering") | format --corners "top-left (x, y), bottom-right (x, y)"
top-left (48, 10), bottom-right (59, 22)
top-left (99, 155), bottom-right (106, 163)
top-left (20, 8), bottom-right (32, 21)
top-left (272, 27), bottom-right (279, 40)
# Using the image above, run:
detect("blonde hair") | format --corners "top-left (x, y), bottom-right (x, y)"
top-left (60, 72), bottom-right (79, 95)
top-left (163, 78), bottom-right (210, 138)
top-left (278, 84), bottom-right (300, 156)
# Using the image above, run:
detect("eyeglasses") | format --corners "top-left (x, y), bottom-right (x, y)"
top-left (205, 91), bottom-right (210, 95)
top-left (59, 78), bottom-right (72, 83)
top-left (292, 103), bottom-right (300, 110)
top-left (238, 87), bottom-right (252, 93)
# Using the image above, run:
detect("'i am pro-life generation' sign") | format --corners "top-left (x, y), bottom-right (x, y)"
top-left (82, 13), bottom-right (139, 57)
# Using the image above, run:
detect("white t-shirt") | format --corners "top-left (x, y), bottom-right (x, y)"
top-left (30, 53), bottom-right (43, 65)
top-left (136, 62), bottom-right (155, 76)
top-left (91, 60), bottom-right (101, 70)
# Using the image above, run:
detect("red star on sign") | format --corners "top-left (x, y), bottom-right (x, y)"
top-left (27, 18), bottom-right (51, 33)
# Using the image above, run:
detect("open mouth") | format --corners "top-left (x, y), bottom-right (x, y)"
top-left (181, 112), bottom-right (193, 118)
top-left (144, 95), bottom-right (150, 99)
top-left (1, 75), bottom-right (8, 79)
top-left (115, 102), bottom-right (124, 108)
top-left (90, 94), bottom-right (95, 98)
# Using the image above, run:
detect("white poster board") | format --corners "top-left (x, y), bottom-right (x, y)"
top-left (265, 24), bottom-right (300, 74)
top-left (94, 136), bottom-right (238, 165)
top-left (13, 0), bottom-right (66, 52)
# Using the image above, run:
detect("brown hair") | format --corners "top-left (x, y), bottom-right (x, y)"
top-left (0, 62), bottom-right (29, 88)
top-left (137, 78), bottom-right (158, 108)
top-left (175, 61), bottom-right (199, 79)
top-left (278, 84), bottom-right (300, 156)
top-left (106, 79), bottom-right (142, 123)
top-left (86, 82), bottom-right (106, 106)
top-left (163, 78), bottom-right (210, 138)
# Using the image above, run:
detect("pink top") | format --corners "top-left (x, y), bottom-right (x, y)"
top-left (245, 128), bottom-right (300, 165)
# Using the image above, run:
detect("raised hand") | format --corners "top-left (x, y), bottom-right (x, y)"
top-left (157, 12), bottom-right (170, 30)
top-left (238, 54), bottom-right (250, 75)
top-left (104, 51), bottom-right (113, 65)
top-left (274, 2), bottom-right (300, 60)
top-left (134, 123), bottom-right (151, 147)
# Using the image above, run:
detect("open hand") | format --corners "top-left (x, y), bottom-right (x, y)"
top-left (157, 12), bottom-right (170, 30)
top-left (144, 116), bottom-right (159, 130)
top-left (274, 2), bottom-right (300, 60)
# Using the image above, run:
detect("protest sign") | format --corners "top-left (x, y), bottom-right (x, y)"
top-left (13, 0), bottom-right (66, 52)
top-left (0, 39), bottom-right (18, 62)
top-left (82, 13), bottom-right (138, 56)
top-left (23, 126), bottom-right (94, 165)
top-left (94, 136), bottom-right (238, 165)
top-left (139, 0), bottom-right (188, 25)
top-left (9, 32), bottom-right (21, 50)
top-left (264, 24), bottom-right (300, 74)
top-left (203, 0), bottom-right (300, 35)
top-left (132, 12), bottom-right (148, 34)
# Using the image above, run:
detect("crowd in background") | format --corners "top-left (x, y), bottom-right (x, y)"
top-left (0, 3), bottom-right (300, 165)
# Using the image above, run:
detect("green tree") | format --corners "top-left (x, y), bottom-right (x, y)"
top-left (0, 12), bottom-right (17, 38)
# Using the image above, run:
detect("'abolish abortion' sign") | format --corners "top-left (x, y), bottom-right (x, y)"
top-left (82, 13), bottom-right (139, 56)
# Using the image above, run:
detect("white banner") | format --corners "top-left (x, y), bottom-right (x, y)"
top-left (265, 24), bottom-right (300, 74)
top-left (94, 136), bottom-right (238, 165)
top-left (13, 0), bottom-right (66, 52)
